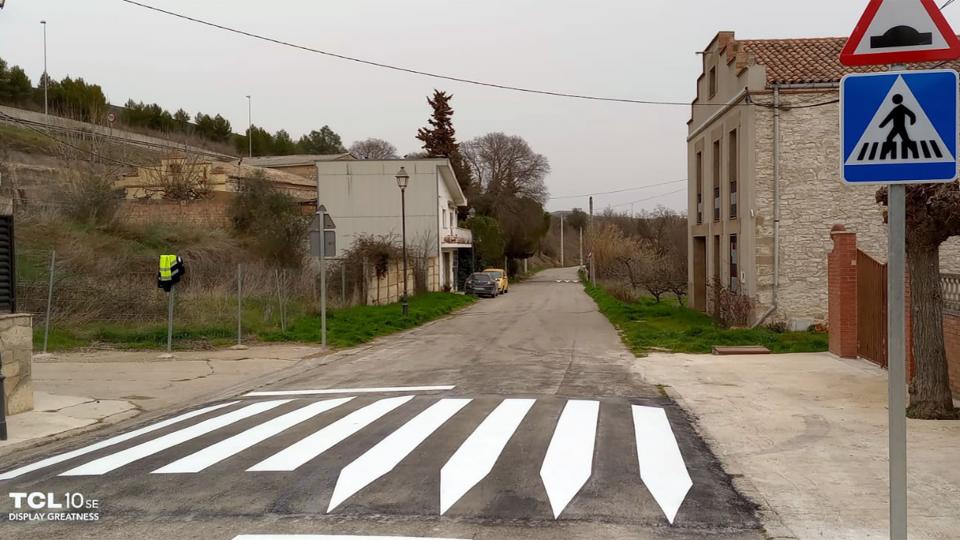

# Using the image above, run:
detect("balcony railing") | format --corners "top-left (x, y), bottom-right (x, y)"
top-left (442, 227), bottom-right (473, 247)
top-left (942, 273), bottom-right (960, 312)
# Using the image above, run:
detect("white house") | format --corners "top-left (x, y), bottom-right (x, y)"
top-left (316, 158), bottom-right (472, 291)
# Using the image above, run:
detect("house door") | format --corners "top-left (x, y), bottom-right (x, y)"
top-left (712, 235), bottom-right (721, 316)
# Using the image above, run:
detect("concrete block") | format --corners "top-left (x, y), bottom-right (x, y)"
top-left (788, 318), bottom-right (814, 332)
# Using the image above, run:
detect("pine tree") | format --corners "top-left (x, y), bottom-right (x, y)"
top-left (416, 90), bottom-right (473, 201)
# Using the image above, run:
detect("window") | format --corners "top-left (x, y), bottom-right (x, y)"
top-left (442, 209), bottom-right (447, 229)
top-left (712, 140), bottom-right (721, 222)
top-left (729, 129), bottom-right (738, 220)
top-left (696, 151), bottom-right (703, 224)
top-left (729, 234), bottom-right (739, 292)
top-left (708, 67), bottom-right (717, 98)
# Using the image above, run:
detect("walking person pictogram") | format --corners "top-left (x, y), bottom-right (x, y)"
top-left (879, 94), bottom-right (919, 159)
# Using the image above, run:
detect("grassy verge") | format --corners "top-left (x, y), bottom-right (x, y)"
top-left (583, 279), bottom-right (828, 355)
top-left (36, 293), bottom-right (475, 352)
top-left (261, 293), bottom-right (476, 348)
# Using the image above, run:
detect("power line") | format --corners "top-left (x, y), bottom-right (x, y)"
top-left (609, 187), bottom-right (687, 209)
top-left (547, 179), bottom-right (687, 200)
top-left (115, 0), bottom-right (743, 108)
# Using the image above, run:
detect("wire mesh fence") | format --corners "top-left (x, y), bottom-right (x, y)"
top-left (14, 248), bottom-right (415, 350)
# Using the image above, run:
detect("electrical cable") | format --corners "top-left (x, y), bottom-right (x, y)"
top-left (547, 179), bottom-right (687, 200)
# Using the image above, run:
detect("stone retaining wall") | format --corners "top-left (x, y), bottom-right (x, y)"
top-left (0, 313), bottom-right (34, 415)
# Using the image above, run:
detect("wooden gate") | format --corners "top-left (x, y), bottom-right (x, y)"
top-left (857, 250), bottom-right (887, 367)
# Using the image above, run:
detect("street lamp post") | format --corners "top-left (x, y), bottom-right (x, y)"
top-left (245, 95), bottom-right (252, 158)
top-left (41, 20), bottom-right (48, 116)
top-left (396, 167), bottom-right (410, 316)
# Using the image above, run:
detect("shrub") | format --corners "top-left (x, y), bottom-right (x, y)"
top-left (229, 171), bottom-right (309, 268)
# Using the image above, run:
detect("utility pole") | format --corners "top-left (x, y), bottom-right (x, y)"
top-left (589, 196), bottom-right (595, 282)
top-left (245, 95), bottom-right (253, 158)
top-left (560, 213), bottom-right (564, 267)
top-left (579, 227), bottom-right (583, 266)
top-left (41, 20), bottom-right (48, 116)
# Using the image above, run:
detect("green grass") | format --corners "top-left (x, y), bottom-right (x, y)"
top-left (583, 279), bottom-right (828, 355)
top-left (260, 292), bottom-right (475, 348)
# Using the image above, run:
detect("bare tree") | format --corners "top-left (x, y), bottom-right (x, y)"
top-left (350, 138), bottom-right (399, 160)
top-left (461, 132), bottom-right (550, 205)
top-left (142, 153), bottom-right (212, 201)
top-left (877, 184), bottom-right (960, 419)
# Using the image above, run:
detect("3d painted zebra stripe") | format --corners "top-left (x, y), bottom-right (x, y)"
top-left (248, 395), bottom-right (415, 472)
top-left (0, 401), bottom-right (237, 481)
top-left (245, 386), bottom-right (455, 397)
top-left (539, 400), bottom-right (599, 518)
top-left (327, 398), bottom-right (472, 512)
top-left (60, 400), bottom-right (290, 476)
top-left (153, 398), bottom-right (354, 474)
top-left (632, 405), bottom-right (692, 524)
top-left (233, 534), bottom-right (466, 540)
top-left (440, 398), bottom-right (535, 514)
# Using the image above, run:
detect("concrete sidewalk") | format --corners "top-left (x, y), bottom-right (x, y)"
top-left (0, 344), bottom-right (324, 456)
top-left (635, 352), bottom-right (960, 540)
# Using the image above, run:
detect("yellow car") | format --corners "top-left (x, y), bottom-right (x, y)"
top-left (484, 268), bottom-right (509, 294)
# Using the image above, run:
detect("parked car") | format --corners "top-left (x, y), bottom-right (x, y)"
top-left (484, 268), bottom-right (509, 294)
top-left (465, 272), bottom-right (499, 297)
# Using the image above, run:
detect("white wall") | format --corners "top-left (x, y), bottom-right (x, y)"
top-left (317, 159), bottom-right (445, 259)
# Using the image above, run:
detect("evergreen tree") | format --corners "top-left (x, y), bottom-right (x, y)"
top-left (415, 90), bottom-right (473, 200)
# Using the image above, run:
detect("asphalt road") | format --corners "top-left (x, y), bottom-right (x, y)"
top-left (0, 267), bottom-right (763, 540)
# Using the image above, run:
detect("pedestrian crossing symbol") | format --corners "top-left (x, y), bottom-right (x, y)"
top-left (841, 69), bottom-right (958, 184)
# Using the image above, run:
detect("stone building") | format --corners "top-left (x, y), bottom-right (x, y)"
top-left (687, 31), bottom-right (960, 327)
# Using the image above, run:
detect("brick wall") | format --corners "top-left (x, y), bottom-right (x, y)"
top-left (116, 196), bottom-right (232, 229)
top-left (942, 312), bottom-right (960, 396)
top-left (828, 226), bottom-right (858, 358)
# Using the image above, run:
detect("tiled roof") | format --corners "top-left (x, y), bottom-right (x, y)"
top-left (736, 37), bottom-right (960, 85)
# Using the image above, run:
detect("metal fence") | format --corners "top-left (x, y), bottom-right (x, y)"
top-left (14, 248), bottom-right (414, 351)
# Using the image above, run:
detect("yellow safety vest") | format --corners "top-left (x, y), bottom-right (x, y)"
top-left (159, 255), bottom-right (177, 281)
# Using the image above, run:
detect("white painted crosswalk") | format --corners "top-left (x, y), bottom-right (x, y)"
top-left (0, 394), bottom-right (694, 524)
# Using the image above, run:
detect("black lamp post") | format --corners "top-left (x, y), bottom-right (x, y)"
top-left (396, 167), bottom-right (410, 316)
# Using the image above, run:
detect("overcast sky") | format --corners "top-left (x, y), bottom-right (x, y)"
top-left (3, 1), bottom-right (960, 213)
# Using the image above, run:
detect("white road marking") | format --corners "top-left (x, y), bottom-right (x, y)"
top-left (439, 398), bottom-right (535, 514)
top-left (234, 535), bottom-right (469, 540)
top-left (248, 396), bottom-right (415, 472)
top-left (153, 398), bottom-right (354, 474)
top-left (633, 405), bottom-right (693, 524)
top-left (246, 386), bottom-right (455, 397)
top-left (539, 399), bottom-right (599, 518)
top-left (327, 398), bottom-right (472, 512)
top-left (0, 402), bottom-right (237, 481)
top-left (60, 400), bottom-right (290, 476)
top-left (632, 405), bottom-right (692, 524)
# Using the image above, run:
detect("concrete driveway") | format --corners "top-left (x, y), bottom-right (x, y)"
top-left (0, 267), bottom-right (762, 540)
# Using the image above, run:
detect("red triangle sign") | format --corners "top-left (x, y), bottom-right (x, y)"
top-left (840, 0), bottom-right (960, 66)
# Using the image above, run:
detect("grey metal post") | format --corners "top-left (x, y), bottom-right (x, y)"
top-left (166, 285), bottom-right (175, 353)
top-left (42, 250), bottom-right (55, 354)
top-left (41, 20), bottom-right (48, 116)
top-left (888, 183), bottom-right (907, 540)
top-left (886, 61), bottom-right (907, 540)
top-left (246, 95), bottom-right (253, 158)
top-left (319, 209), bottom-right (327, 348)
top-left (236, 263), bottom-right (242, 346)
top-left (275, 268), bottom-right (285, 332)
top-left (560, 213), bottom-right (565, 267)
top-left (579, 227), bottom-right (584, 266)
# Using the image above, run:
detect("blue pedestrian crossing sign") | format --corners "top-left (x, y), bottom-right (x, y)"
top-left (841, 69), bottom-right (958, 184)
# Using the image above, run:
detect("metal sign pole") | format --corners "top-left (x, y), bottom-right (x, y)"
top-left (888, 182), bottom-right (907, 540)
top-left (166, 285), bottom-right (175, 353)
top-left (886, 60), bottom-right (908, 540)
top-left (236, 263), bottom-right (243, 346)
top-left (319, 209), bottom-right (327, 349)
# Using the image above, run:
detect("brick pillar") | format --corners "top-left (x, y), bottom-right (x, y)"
top-left (828, 225), bottom-right (859, 358)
